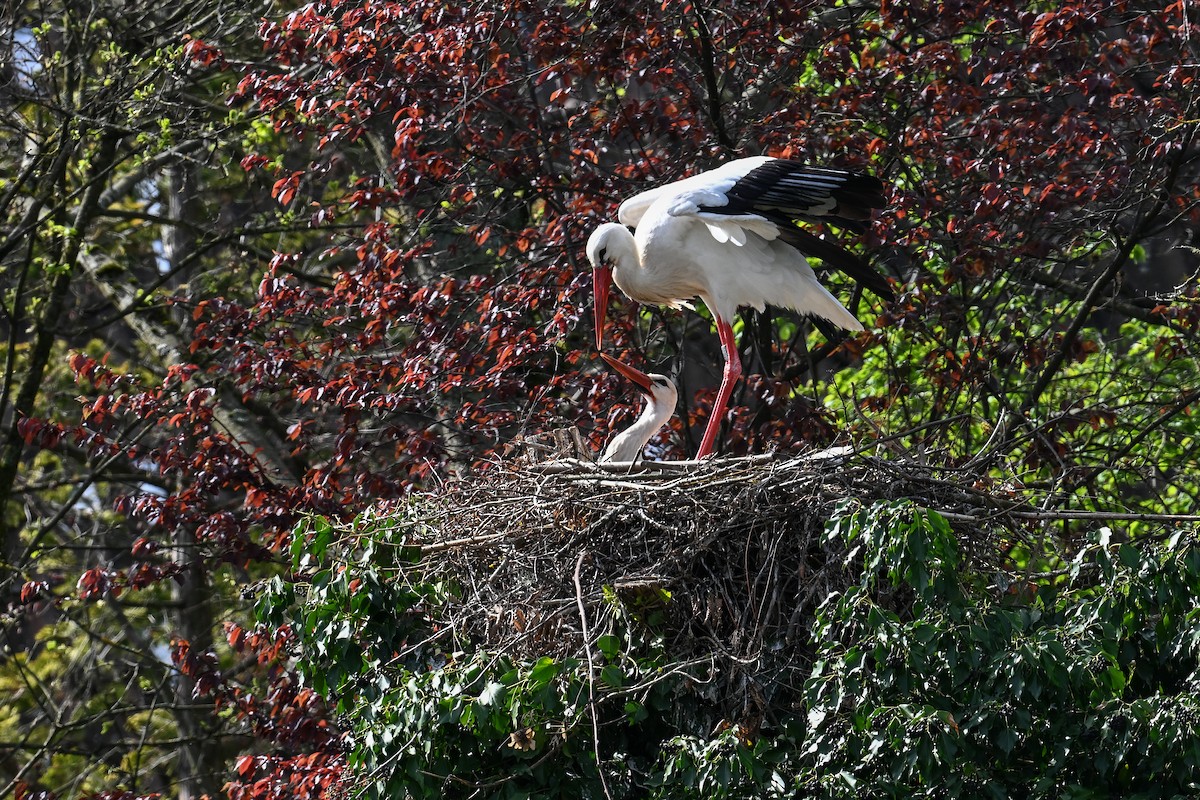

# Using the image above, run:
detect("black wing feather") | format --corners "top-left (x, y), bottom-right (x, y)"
top-left (697, 159), bottom-right (890, 297)
top-left (710, 159), bottom-right (886, 231)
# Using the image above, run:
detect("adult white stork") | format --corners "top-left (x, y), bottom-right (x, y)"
top-left (586, 156), bottom-right (890, 458)
top-left (598, 353), bottom-right (678, 463)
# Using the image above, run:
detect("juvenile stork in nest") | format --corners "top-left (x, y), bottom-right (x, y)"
top-left (599, 353), bottom-right (677, 463)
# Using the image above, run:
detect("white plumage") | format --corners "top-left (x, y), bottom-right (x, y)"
top-left (587, 156), bottom-right (889, 458)
top-left (598, 354), bottom-right (677, 463)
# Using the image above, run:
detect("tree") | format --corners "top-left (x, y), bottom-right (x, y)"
top-left (0, 3), bottom-right (298, 797)
top-left (7, 0), bottom-right (1200, 797)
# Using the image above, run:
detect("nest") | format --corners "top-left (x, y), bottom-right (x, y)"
top-left (377, 447), bottom-right (1023, 729)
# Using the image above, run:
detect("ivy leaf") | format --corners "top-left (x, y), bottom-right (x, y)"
top-left (477, 681), bottom-right (506, 707)
top-left (599, 664), bottom-right (624, 688)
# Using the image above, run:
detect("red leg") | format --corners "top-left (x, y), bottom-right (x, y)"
top-left (696, 317), bottom-right (742, 458)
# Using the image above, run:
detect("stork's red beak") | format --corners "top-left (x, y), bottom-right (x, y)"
top-left (600, 353), bottom-right (653, 395)
top-left (593, 265), bottom-right (612, 350)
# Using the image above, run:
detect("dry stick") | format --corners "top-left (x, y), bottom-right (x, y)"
top-left (527, 453), bottom-right (778, 474)
top-left (932, 509), bottom-right (1200, 524)
top-left (573, 551), bottom-right (614, 800)
top-left (419, 531), bottom-right (507, 555)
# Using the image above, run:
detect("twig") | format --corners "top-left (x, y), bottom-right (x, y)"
top-left (930, 509), bottom-right (1200, 524)
top-left (525, 453), bottom-right (778, 474)
top-left (419, 532), bottom-right (507, 554)
top-left (573, 551), bottom-right (613, 800)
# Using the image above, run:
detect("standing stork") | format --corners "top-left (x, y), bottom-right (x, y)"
top-left (587, 156), bottom-right (890, 458)
top-left (598, 353), bottom-right (677, 463)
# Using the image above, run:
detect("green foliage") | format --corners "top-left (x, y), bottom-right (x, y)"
top-left (274, 504), bottom-right (1200, 799)
top-left (653, 728), bottom-right (794, 800)
top-left (804, 503), bottom-right (1200, 798)
top-left (829, 295), bottom-right (1200, 521)
top-left (261, 516), bottom-right (619, 799)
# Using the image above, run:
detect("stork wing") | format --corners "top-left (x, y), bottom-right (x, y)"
top-left (616, 156), bottom-right (773, 228)
top-left (616, 157), bottom-right (892, 299)
top-left (710, 159), bottom-right (887, 232)
top-left (695, 159), bottom-right (892, 299)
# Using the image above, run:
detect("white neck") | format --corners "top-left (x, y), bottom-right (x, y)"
top-left (600, 394), bottom-right (674, 462)
top-left (602, 223), bottom-right (701, 310)
top-left (604, 226), bottom-right (652, 300)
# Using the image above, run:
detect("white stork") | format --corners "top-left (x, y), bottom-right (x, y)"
top-left (586, 156), bottom-right (890, 458)
top-left (598, 353), bottom-right (677, 463)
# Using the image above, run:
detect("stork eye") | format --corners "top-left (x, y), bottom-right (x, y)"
top-left (598, 248), bottom-right (608, 263)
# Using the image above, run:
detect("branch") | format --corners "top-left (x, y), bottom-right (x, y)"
top-left (934, 508), bottom-right (1200, 524)
top-left (95, 138), bottom-right (209, 209)
top-left (1023, 126), bottom-right (1196, 413)
top-left (573, 551), bottom-right (614, 800)
top-left (0, 130), bottom-right (121, 581)
top-left (692, 2), bottom-right (736, 154)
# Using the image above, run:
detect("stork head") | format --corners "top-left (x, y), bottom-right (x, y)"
top-left (599, 353), bottom-right (677, 408)
top-left (585, 223), bottom-right (631, 351)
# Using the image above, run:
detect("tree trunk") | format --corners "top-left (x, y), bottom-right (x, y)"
top-left (163, 162), bottom-right (218, 800)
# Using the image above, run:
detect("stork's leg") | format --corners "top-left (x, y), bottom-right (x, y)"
top-left (696, 317), bottom-right (742, 458)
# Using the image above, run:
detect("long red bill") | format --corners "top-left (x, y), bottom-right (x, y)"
top-left (599, 352), bottom-right (653, 394)
top-left (592, 265), bottom-right (612, 350)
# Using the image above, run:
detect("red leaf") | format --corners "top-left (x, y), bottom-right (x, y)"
top-left (20, 580), bottom-right (48, 604)
top-left (131, 538), bottom-right (159, 559)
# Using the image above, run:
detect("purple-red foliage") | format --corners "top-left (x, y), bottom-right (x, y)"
top-left (27, 1), bottom-right (1199, 797)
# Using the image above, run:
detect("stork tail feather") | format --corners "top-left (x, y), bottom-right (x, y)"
top-left (777, 225), bottom-right (894, 300)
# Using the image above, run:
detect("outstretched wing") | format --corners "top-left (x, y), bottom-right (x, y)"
top-left (695, 159), bottom-right (892, 299)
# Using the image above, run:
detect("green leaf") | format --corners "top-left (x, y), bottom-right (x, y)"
top-left (478, 681), bottom-right (505, 706)
top-left (311, 516), bottom-right (333, 561)
top-left (529, 657), bottom-right (558, 687)
top-left (1106, 665), bottom-right (1126, 694)
top-left (596, 634), bottom-right (620, 661)
top-left (599, 664), bottom-right (624, 688)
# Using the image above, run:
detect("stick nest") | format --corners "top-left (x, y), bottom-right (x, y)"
top-left (379, 449), bottom-right (1022, 723)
